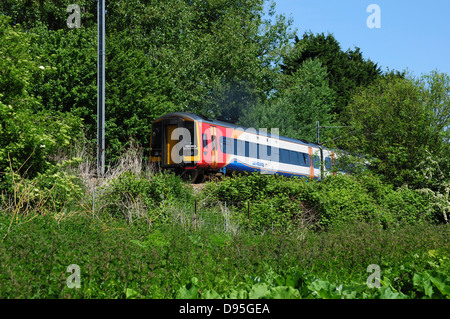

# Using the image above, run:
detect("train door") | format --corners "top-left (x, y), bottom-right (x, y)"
top-left (308, 147), bottom-right (314, 179)
top-left (150, 121), bottom-right (162, 163)
top-left (210, 125), bottom-right (218, 169)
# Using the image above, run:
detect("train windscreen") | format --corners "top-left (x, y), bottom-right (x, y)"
top-left (150, 122), bottom-right (162, 157)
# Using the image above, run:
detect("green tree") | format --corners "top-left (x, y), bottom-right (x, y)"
top-left (0, 0), bottom-right (96, 30)
top-left (106, 0), bottom-right (294, 121)
top-left (5, 0), bottom-right (294, 159)
top-left (28, 24), bottom-right (177, 160)
top-left (0, 15), bottom-right (82, 183)
top-left (282, 32), bottom-right (382, 119)
top-left (27, 25), bottom-right (97, 133)
top-left (240, 58), bottom-right (335, 142)
top-left (339, 73), bottom-right (449, 189)
top-left (104, 31), bottom-right (177, 157)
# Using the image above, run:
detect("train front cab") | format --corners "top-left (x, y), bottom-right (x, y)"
top-left (149, 114), bottom-right (200, 180)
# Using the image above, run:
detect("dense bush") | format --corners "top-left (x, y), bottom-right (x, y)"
top-left (339, 73), bottom-right (450, 189)
top-left (306, 173), bottom-right (437, 228)
top-left (0, 15), bottom-right (83, 187)
top-left (97, 171), bottom-right (192, 223)
top-left (202, 173), bottom-right (310, 232)
top-left (203, 172), bottom-right (441, 231)
top-left (0, 158), bottom-right (86, 216)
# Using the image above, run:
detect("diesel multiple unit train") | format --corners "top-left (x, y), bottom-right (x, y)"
top-left (149, 112), bottom-right (336, 183)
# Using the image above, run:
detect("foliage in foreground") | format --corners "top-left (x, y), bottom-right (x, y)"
top-left (0, 212), bottom-right (448, 299)
top-left (177, 267), bottom-right (450, 299)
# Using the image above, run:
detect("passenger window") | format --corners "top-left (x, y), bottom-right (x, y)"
top-left (236, 140), bottom-right (244, 156)
top-left (281, 149), bottom-right (289, 163)
top-left (325, 157), bottom-right (332, 170)
top-left (304, 153), bottom-right (310, 167)
top-left (202, 134), bottom-right (208, 148)
top-left (289, 151), bottom-right (297, 165)
top-left (313, 155), bottom-right (320, 168)
top-left (221, 137), bottom-right (227, 154)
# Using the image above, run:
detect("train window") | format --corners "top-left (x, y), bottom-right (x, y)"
top-left (236, 139), bottom-right (244, 156)
top-left (151, 124), bottom-right (161, 149)
top-left (150, 122), bottom-right (162, 157)
top-left (221, 136), bottom-right (227, 154)
top-left (202, 134), bottom-right (208, 148)
top-left (249, 142), bottom-right (257, 159)
top-left (289, 151), bottom-right (297, 165)
top-left (230, 138), bottom-right (238, 155)
top-left (296, 152), bottom-right (302, 166)
top-left (229, 138), bottom-right (237, 155)
top-left (259, 145), bottom-right (271, 160)
top-left (297, 152), bottom-right (307, 167)
top-left (229, 138), bottom-right (236, 155)
top-left (245, 141), bottom-right (249, 157)
top-left (303, 153), bottom-right (310, 167)
top-left (313, 155), bottom-right (320, 168)
top-left (262, 145), bottom-right (272, 160)
top-left (325, 157), bottom-right (332, 170)
top-left (271, 146), bottom-right (279, 162)
top-left (184, 121), bottom-right (195, 146)
top-left (280, 149), bottom-right (289, 164)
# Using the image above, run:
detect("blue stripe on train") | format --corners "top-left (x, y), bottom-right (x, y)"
top-left (224, 159), bottom-right (321, 180)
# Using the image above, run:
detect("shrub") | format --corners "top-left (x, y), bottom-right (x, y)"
top-left (0, 101), bottom-right (83, 187)
top-left (202, 173), bottom-right (314, 232)
top-left (381, 186), bottom-right (433, 225)
top-left (0, 158), bottom-right (85, 217)
top-left (304, 174), bottom-right (383, 227)
top-left (97, 171), bottom-right (192, 223)
top-left (202, 172), bottom-right (442, 231)
top-left (306, 173), bottom-right (441, 228)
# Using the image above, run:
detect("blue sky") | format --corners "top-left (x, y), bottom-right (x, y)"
top-left (268, 0), bottom-right (450, 77)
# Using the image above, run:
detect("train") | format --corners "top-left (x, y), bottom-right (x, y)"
top-left (149, 112), bottom-right (336, 183)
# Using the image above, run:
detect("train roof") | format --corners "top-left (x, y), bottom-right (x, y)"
top-left (153, 112), bottom-right (325, 149)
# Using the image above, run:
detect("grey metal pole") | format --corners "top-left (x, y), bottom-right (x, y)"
top-left (92, 187), bottom-right (95, 217)
top-left (225, 201), bottom-right (228, 232)
top-left (316, 121), bottom-right (320, 145)
top-left (97, 0), bottom-right (105, 177)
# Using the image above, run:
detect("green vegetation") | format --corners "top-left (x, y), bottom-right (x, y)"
top-left (202, 172), bottom-right (444, 231)
top-left (341, 73), bottom-right (450, 189)
top-left (0, 1), bottom-right (448, 299)
top-left (240, 58), bottom-right (336, 142)
top-left (1, 168), bottom-right (448, 299)
top-left (281, 32), bottom-right (383, 118)
top-left (0, 209), bottom-right (448, 299)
